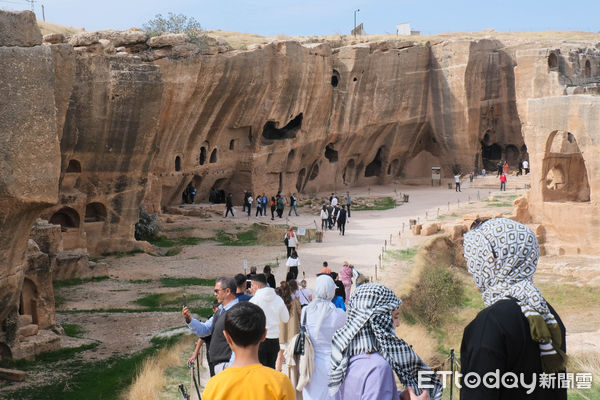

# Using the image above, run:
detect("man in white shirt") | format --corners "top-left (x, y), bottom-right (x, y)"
top-left (454, 173), bottom-right (462, 192)
top-left (522, 160), bottom-right (529, 175)
top-left (331, 194), bottom-right (338, 207)
top-left (249, 273), bottom-right (290, 368)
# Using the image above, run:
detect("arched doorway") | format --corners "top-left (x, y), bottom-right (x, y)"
top-left (66, 159), bottom-right (82, 173)
top-left (542, 131), bottom-right (590, 202)
top-left (584, 60), bottom-right (591, 78)
top-left (49, 207), bottom-right (80, 229)
top-left (85, 202), bottom-right (107, 222)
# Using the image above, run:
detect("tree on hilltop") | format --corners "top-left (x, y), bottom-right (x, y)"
top-left (143, 12), bottom-right (202, 39)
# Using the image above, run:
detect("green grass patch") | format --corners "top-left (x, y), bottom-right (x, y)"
top-left (0, 343), bottom-right (98, 370)
top-left (62, 323), bottom-right (85, 338)
top-left (164, 226), bottom-right (196, 233)
top-left (53, 276), bottom-right (110, 289)
top-left (134, 292), bottom-right (212, 308)
top-left (353, 196), bottom-right (397, 211)
top-left (159, 277), bottom-right (216, 287)
top-left (384, 247), bottom-right (419, 262)
top-left (537, 282), bottom-right (600, 308)
top-left (487, 202), bottom-right (513, 207)
top-left (214, 226), bottom-right (259, 246)
top-left (0, 336), bottom-right (182, 400)
top-left (100, 249), bottom-right (145, 258)
top-left (149, 235), bottom-right (208, 248)
top-left (127, 279), bottom-right (153, 284)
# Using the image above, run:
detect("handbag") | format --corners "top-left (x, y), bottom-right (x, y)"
top-left (293, 310), bottom-right (307, 355)
top-left (284, 236), bottom-right (289, 246)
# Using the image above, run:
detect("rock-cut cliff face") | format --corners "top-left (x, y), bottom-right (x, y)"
top-left (3, 9), bottom-right (600, 359)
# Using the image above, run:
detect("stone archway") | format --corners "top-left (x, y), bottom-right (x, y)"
top-left (85, 202), bottom-right (107, 222)
top-left (49, 206), bottom-right (80, 229)
top-left (66, 159), bottom-right (82, 173)
top-left (542, 131), bottom-right (590, 202)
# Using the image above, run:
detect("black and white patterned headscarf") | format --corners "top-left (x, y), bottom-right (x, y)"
top-left (463, 217), bottom-right (566, 372)
top-left (328, 283), bottom-right (442, 399)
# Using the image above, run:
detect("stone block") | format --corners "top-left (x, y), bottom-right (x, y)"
top-left (421, 223), bottom-right (441, 236)
top-left (98, 30), bottom-right (147, 47)
top-left (17, 324), bottom-right (38, 338)
top-left (68, 32), bottom-right (100, 46)
top-left (200, 46), bottom-right (218, 56)
top-left (0, 10), bottom-right (42, 47)
top-left (411, 224), bottom-right (422, 235)
top-left (172, 43), bottom-right (200, 58)
top-left (43, 33), bottom-right (64, 44)
top-left (450, 224), bottom-right (467, 241)
top-left (148, 33), bottom-right (187, 47)
top-left (0, 367), bottom-right (27, 382)
top-left (18, 314), bottom-right (32, 328)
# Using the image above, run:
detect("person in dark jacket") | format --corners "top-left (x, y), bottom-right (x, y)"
top-left (225, 193), bottom-right (234, 217)
top-left (461, 218), bottom-right (567, 400)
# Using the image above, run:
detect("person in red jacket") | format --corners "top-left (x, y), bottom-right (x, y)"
top-left (499, 173), bottom-right (507, 191)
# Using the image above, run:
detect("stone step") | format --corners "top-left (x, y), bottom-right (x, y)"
top-left (18, 314), bottom-right (32, 328)
top-left (17, 324), bottom-right (39, 338)
top-left (0, 367), bottom-right (27, 382)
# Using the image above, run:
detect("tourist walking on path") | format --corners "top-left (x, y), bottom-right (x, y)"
top-left (346, 191), bottom-right (352, 218)
top-left (277, 195), bottom-right (285, 218)
top-left (286, 250), bottom-right (300, 280)
top-left (329, 283), bottom-right (442, 399)
top-left (225, 193), bottom-right (234, 217)
top-left (340, 262), bottom-right (353, 302)
top-left (284, 226), bottom-right (298, 258)
top-left (270, 196), bottom-right (277, 220)
top-left (182, 277), bottom-right (239, 375)
top-left (247, 193), bottom-right (253, 217)
top-left (275, 283), bottom-right (301, 372)
top-left (523, 159), bottom-right (529, 174)
top-left (320, 205), bottom-right (328, 230)
top-left (503, 161), bottom-right (509, 175)
top-left (200, 302), bottom-right (295, 400)
top-left (499, 173), bottom-right (507, 191)
top-left (337, 205), bottom-right (347, 235)
top-left (288, 193), bottom-right (299, 216)
top-left (517, 160), bottom-right (523, 176)
top-left (497, 161), bottom-right (503, 177)
top-left (255, 194), bottom-right (263, 217)
top-left (249, 274), bottom-right (290, 369)
top-left (301, 275), bottom-right (346, 400)
top-left (454, 173), bottom-right (462, 192)
top-left (461, 218), bottom-right (567, 399)
top-left (293, 279), bottom-right (312, 307)
top-left (262, 193), bottom-right (268, 216)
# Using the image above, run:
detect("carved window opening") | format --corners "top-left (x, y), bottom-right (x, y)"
top-left (331, 69), bottom-right (340, 87)
top-left (584, 60), bottom-right (591, 78)
top-left (308, 163), bottom-right (319, 181)
top-left (66, 159), bottom-right (82, 173)
top-left (262, 113), bottom-right (303, 141)
top-left (199, 147), bottom-right (207, 165)
top-left (50, 206), bottom-right (80, 229)
top-left (324, 144), bottom-right (338, 163)
top-left (548, 53), bottom-right (558, 70)
top-left (210, 149), bottom-right (218, 163)
top-left (229, 140), bottom-right (235, 150)
top-left (175, 156), bottom-right (182, 171)
top-left (365, 147), bottom-right (385, 177)
top-left (85, 202), bottom-right (107, 222)
top-left (296, 168), bottom-right (306, 192)
top-left (542, 131), bottom-right (590, 202)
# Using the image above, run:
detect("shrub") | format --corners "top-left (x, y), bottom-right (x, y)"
top-left (134, 206), bottom-right (159, 241)
top-left (143, 12), bottom-right (203, 43)
top-left (401, 264), bottom-right (464, 327)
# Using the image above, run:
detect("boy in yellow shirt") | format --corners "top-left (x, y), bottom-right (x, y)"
top-left (202, 302), bottom-right (296, 400)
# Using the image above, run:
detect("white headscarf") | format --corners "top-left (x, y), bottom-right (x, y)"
top-left (304, 274), bottom-right (337, 339)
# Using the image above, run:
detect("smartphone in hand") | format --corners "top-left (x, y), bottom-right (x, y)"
top-left (183, 293), bottom-right (187, 307)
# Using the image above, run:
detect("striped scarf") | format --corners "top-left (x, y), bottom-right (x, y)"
top-left (463, 217), bottom-right (567, 373)
top-left (329, 283), bottom-right (442, 399)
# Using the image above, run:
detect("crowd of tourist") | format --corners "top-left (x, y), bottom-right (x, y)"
top-left (181, 216), bottom-right (566, 400)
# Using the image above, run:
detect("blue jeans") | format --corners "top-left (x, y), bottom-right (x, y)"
top-left (288, 204), bottom-right (298, 216)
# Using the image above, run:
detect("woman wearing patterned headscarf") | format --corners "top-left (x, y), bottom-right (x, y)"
top-left (329, 283), bottom-right (442, 400)
top-left (462, 218), bottom-right (567, 399)
top-left (302, 274), bottom-right (347, 400)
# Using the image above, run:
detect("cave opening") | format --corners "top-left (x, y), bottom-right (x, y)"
top-left (331, 70), bottom-right (340, 87)
top-left (199, 147), bottom-right (206, 165)
top-left (85, 202), bottom-right (107, 222)
top-left (308, 163), bottom-right (319, 181)
top-left (210, 149), bottom-right (218, 163)
top-left (365, 147), bottom-right (385, 177)
top-left (50, 207), bottom-right (80, 230)
top-left (66, 159), bottom-right (82, 173)
top-left (296, 168), bottom-right (306, 192)
top-left (585, 60), bottom-right (591, 78)
top-left (481, 142), bottom-right (502, 171)
top-left (229, 139), bottom-right (235, 150)
top-left (262, 113), bottom-right (303, 141)
top-left (548, 53), bottom-right (558, 70)
top-left (175, 156), bottom-right (182, 171)
top-left (324, 144), bottom-right (338, 163)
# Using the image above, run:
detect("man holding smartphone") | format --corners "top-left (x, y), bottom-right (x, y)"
top-left (182, 276), bottom-right (238, 375)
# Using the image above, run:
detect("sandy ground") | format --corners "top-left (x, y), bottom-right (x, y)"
top-left (7, 176), bottom-right (599, 393)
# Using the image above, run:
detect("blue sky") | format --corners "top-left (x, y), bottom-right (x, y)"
top-left (2, 0), bottom-right (599, 36)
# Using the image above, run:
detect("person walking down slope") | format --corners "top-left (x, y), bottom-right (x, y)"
top-left (286, 250), bottom-right (300, 280)
top-left (277, 195), bottom-right (285, 218)
top-left (499, 173), bottom-right (507, 191)
top-left (454, 173), bottom-right (462, 192)
top-left (288, 193), bottom-right (299, 217)
top-left (301, 275), bottom-right (346, 400)
top-left (320, 205), bottom-right (329, 231)
top-left (284, 226), bottom-right (298, 258)
top-left (329, 283), bottom-right (442, 399)
top-left (225, 193), bottom-right (235, 217)
top-left (337, 205), bottom-right (347, 236)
